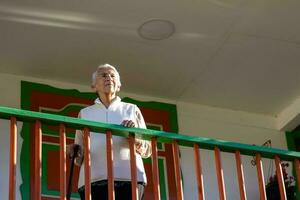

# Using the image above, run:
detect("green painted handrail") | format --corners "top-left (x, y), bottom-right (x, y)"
top-left (0, 106), bottom-right (299, 161)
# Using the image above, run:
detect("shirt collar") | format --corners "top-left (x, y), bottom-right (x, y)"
top-left (95, 96), bottom-right (121, 108)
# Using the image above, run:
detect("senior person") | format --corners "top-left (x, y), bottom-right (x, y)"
top-left (68, 64), bottom-right (151, 200)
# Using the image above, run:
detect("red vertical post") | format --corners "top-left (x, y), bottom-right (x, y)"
top-left (294, 159), bottom-right (300, 192)
top-left (214, 147), bottom-right (226, 200)
top-left (193, 144), bottom-right (205, 200)
top-left (83, 128), bottom-right (91, 200)
top-left (106, 130), bottom-right (115, 200)
top-left (172, 140), bottom-right (183, 200)
top-left (34, 120), bottom-right (42, 200)
top-left (59, 124), bottom-right (67, 200)
top-left (9, 117), bottom-right (17, 200)
top-left (235, 150), bottom-right (247, 200)
top-left (274, 156), bottom-right (287, 200)
top-left (151, 138), bottom-right (160, 200)
top-left (129, 134), bottom-right (138, 200)
top-left (255, 153), bottom-right (266, 200)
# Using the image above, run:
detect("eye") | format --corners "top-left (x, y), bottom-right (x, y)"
top-left (101, 73), bottom-right (108, 78)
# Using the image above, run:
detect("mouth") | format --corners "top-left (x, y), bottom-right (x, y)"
top-left (105, 82), bottom-right (113, 87)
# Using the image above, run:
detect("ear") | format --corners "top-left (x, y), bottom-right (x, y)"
top-left (116, 85), bottom-right (121, 92)
top-left (91, 84), bottom-right (97, 92)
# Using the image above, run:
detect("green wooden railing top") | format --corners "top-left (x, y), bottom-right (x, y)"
top-left (0, 106), bottom-right (300, 161)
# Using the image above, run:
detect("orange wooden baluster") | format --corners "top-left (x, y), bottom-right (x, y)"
top-left (255, 153), bottom-right (266, 200)
top-left (274, 156), bottom-right (287, 200)
top-left (106, 130), bottom-right (115, 200)
top-left (9, 117), bottom-right (17, 200)
top-left (235, 150), bottom-right (247, 200)
top-left (193, 144), bottom-right (205, 200)
top-left (59, 124), bottom-right (67, 200)
top-left (34, 120), bottom-right (42, 200)
top-left (83, 128), bottom-right (91, 200)
top-left (214, 147), bottom-right (226, 200)
top-left (151, 138), bottom-right (160, 200)
top-left (294, 159), bottom-right (300, 192)
top-left (172, 140), bottom-right (184, 200)
top-left (129, 134), bottom-right (138, 200)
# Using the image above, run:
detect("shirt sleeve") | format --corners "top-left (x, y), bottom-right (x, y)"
top-left (134, 106), bottom-right (152, 158)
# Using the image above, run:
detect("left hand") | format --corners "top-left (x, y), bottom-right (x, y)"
top-left (121, 119), bottom-right (136, 128)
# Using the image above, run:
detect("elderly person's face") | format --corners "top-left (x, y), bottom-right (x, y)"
top-left (92, 67), bottom-right (120, 95)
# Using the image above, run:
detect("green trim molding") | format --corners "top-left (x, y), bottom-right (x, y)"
top-left (286, 131), bottom-right (300, 152)
top-left (20, 81), bottom-right (96, 199)
top-left (18, 80), bottom-right (179, 200)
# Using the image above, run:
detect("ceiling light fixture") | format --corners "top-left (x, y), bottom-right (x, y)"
top-left (138, 19), bottom-right (175, 40)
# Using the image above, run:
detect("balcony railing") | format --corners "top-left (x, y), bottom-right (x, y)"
top-left (1, 105), bottom-right (300, 200)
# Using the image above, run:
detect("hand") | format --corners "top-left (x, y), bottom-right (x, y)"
top-left (135, 139), bottom-right (152, 158)
top-left (66, 144), bottom-right (83, 159)
top-left (135, 139), bottom-right (143, 150)
top-left (121, 120), bottom-right (136, 128)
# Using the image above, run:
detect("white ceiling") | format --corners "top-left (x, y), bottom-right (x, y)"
top-left (0, 0), bottom-right (300, 116)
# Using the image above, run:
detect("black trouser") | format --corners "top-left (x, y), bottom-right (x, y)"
top-left (78, 180), bottom-right (145, 200)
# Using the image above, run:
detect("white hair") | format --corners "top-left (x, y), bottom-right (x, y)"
top-left (92, 63), bottom-right (121, 88)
